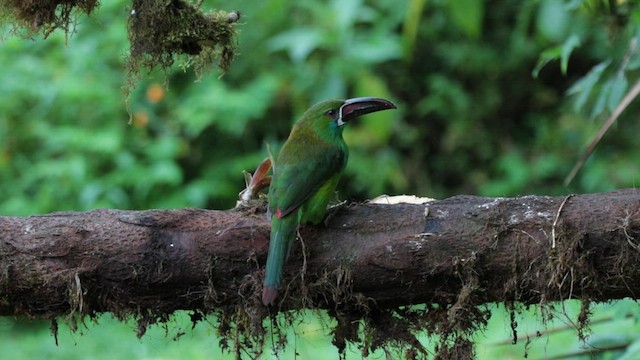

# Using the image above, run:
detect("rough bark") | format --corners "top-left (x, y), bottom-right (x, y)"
top-left (1, 189), bottom-right (640, 319)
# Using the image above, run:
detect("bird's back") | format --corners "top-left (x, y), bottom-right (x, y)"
top-left (269, 123), bottom-right (347, 220)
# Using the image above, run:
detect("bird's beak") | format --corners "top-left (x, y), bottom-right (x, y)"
top-left (338, 97), bottom-right (397, 124)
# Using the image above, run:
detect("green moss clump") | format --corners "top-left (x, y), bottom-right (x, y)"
top-left (1, 0), bottom-right (239, 96)
top-left (0, 0), bottom-right (98, 37)
top-left (127, 0), bottom-right (238, 82)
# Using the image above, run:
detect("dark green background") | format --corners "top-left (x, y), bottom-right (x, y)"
top-left (1, 0), bottom-right (640, 358)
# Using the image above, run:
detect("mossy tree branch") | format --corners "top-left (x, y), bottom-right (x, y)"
top-left (2, 189), bottom-right (640, 358)
top-left (1, 189), bottom-right (639, 317)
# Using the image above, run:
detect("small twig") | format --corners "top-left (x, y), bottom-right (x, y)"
top-left (280, 229), bottom-right (309, 308)
top-left (552, 195), bottom-right (573, 248)
top-left (515, 229), bottom-right (540, 244)
top-left (298, 229), bottom-right (309, 306)
top-left (558, 271), bottom-right (570, 298)
top-left (619, 210), bottom-right (640, 251)
top-left (540, 342), bottom-right (630, 360)
top-left (490, 312), bottom-right (634, 346)
top-left (568, 267), bottom-right (574, 300)
top-left (74, 272), bottom-right (83, 313)
top-left (565, 77), bottom-right (640, 185)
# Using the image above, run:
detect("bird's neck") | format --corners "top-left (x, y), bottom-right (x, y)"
top-left (315, 121), bottom-right (344, 143)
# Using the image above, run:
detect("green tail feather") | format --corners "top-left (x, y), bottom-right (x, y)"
top-left (263, 214), bottom-right (298, 305)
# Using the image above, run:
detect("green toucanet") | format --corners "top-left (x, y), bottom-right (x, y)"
top-left (262, 97), bottom-right (397, 306)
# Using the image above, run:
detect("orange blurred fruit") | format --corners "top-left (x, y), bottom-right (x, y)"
top-left (146, 83), bottom-right (164, 103)
top-left (133, 110), bottom-right (149, 127)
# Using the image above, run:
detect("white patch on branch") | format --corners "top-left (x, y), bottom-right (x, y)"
top-left (369, 195), bottom-right (435, 205)
top-left (478, 198), bottom-right (505, 209)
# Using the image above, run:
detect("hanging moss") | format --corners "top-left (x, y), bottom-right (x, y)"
top-left (0, 0), bottom-right (98, 37)
top-left (0, 0), bottom-right (239, 92)
top-left (126, 0), bottom-right (238, 81)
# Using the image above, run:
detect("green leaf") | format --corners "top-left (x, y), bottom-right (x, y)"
top-left (532, 34), bottom-right (581, 78)
top-left (608, 74), bottom-right (628, 113)
top-left (590, 79), bottom-right (610, 118)
top-left (566, 60), bottom-right (611, 113)
top-left (536, 0), bottom-right (570, 41)
top-left (402, 0), bottom-right (427, 59)
top-left (560, 34), bottom-right (581, 75)
top-left (533, 46), bottom-right (562, 78)
top-left (267, 28), bottom-right (322, 62)
top-left (448, 0), bottom-right (484, 38)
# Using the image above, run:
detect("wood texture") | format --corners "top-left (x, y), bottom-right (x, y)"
top-left (1, 189), bottom-right (639, 318)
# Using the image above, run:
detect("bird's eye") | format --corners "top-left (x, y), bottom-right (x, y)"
top-left (325, 109), bottom-right (338, 119)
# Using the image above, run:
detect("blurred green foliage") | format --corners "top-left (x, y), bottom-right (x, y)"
top-left (3, 301), bottom-right (640, 359)
top-left (2, 0), bottom-right (640, 358)
top-left (2, 0), bottom-right (640, 216)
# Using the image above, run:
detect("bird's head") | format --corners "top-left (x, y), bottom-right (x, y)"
top-left (303, 97), bottom-right (397, 132)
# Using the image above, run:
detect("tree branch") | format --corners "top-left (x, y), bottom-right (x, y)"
top-left (1, 189), bottom-right (640, 319)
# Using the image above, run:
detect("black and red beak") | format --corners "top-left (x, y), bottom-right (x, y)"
top-left (338, 97), bottom-right (396, 125)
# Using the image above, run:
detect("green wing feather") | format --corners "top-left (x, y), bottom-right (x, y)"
top-left (263, 128), bottom-right (346, 306)
top-left (269, 132), bottom-right (346, 220)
